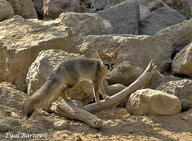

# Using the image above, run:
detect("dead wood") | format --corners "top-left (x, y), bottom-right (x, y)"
top-left (51, 100), bottom-right (102, 128)
top-left (84, 60), bottom-right (156, 112)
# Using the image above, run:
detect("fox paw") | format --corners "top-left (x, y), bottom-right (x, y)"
top-left (66, 96), bottom-right (71, 101)
top-left (104, 95), bottom-right (110, 100)
top-left (96, 100), bottom-right (101, 104)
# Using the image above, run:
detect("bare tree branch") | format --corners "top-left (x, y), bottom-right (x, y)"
top-left (84, 61), bottom-right (156, 112)
top-left (51, 100), bottom-right (102, 128)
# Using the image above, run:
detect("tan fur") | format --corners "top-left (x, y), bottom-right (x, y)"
top-left (22, 48), bottom-right (120, 118)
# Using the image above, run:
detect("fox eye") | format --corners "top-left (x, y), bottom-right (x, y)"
top-left (111, 63), bottom-right (115, 69)
top-left (104, 63), bottom-right (110, 70)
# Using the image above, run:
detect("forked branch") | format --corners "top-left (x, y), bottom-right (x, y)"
top-left (84, 61), bottom-right (156, 112)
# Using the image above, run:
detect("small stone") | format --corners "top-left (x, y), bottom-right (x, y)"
top-left (0, 123), bottom-right (11, 132)
top-left (53, 120), bottom-right (68, 130)
top-left (1, 117), bottom-right (20, 126)
top-left (92, 134), bottom-right (99, 138)
top-left (181, 115), bottom-right (190, 121)
top-left (128, 129), bottom-right (136, 134)
top-left (11, 112), bottom-right (19, 118)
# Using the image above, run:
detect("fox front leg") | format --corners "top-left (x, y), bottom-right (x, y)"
top-left (92, 81), bottom-right (101, 104)
top-left (98, 80), bottom-right (110, 101)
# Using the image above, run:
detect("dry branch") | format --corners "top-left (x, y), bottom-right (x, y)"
top-left (51, 100), bottom-right (102, 128)
top-left (84, 60), bottom-right (156, 112)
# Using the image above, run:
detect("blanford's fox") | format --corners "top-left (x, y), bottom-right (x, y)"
top-left (22, 48), bottom-right (120, 118)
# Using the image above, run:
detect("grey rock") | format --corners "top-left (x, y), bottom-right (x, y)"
top-left (140, 7), bottom-right (187, 36)
top-left (0, 124), bottom-right (11, 132)
top-left (98, 1), bottom-right (140, 34)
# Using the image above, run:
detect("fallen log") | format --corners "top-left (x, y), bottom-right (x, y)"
top-left (84, 60), bottom-right (156, 112)
top-left (51, 100), bottom-right (102, 128)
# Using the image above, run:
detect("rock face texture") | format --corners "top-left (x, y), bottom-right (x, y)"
top-left (140, 7), bottom-right (187, 36)
top-left (0, 0), bottom-right (14, 21)
top-left (154, 19), bottom-right (192, 52)
top-left (42, 0), bottom-right (86, 19)
top-left (0, 82), bottom-right (25, 111)
top-left (98, 1), bottom-right (140, 34)
top-left (172, 42), bottom-right (192, 77)
top-left (164, 0), bottom-right (192, 19)
top-left (26, 49), bottom-right (94, 104)
top-left (138, 0), bottom-right (191, 19)
top-left (106, 61), bottom-right (143, 86)
top-left (157, 79), bottom-right (192, 110)
top-left (126, 89), bottom-right (182, 115)
top-left (105, 84), bottom-right (126, 97)
top-left (0, 13), bottom-right (111, 91)
top-left (90, 0), bottom-right (126, 11)
top-left (80, 35), bottom-right (172, 71)
top-left (6, 0), bottom-right (37, 19)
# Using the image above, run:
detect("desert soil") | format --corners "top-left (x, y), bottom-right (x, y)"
top-left (0, 83), bottom-right (192, 141)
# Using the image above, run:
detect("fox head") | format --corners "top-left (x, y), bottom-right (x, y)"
top-left (98, 48), bottom-right (120, 71)
top-left (78, 0), bottom-right (93, 9)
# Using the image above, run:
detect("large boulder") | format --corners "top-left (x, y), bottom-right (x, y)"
top-left (147, 71), bottom-right (182, 89)
top-left (138, 0), bottom-right (191, 19)
top-left (105, 83), bottom-right (126, 97)
top-left (138, 0), bottom-right (168, 18)
top-left (26, 49), bottom-right (94, 104)
top-left (0, 13), bottom-right (112, 91)
top-left (172, 42), bottom-right (192, 77)
top-left (140, 7), bottom-right (187, 36)
top-left (6, 0), bottom-right (37, 19)
top-left (90, 0), bottom-right (127, 11)
top-left (126, 89), bottom-right (181, 115)
top-left (42, 0), bottom-right (93, 19)
top-left (164, 0), bottom-right (191, 19)
top-left (154, 18), bottom-right (192, 53)
top-left (106, 61), bottom-right (143, 86)
top-left (0, 82), bottom-right (25, 111)
top-left (97, 1), bottom-right (139, 34)
top-left (157, 79), bottom-right (192, 110)
top-left (80, 34), bottom-right (172, 72)
top-left (58, 12), bottom-right (112, 43)
top-left (0, 0), bottom-right (14, 21)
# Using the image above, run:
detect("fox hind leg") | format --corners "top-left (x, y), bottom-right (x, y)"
top-left (61, 87), bottom-right (71, 101)
top-left (60, 76), bottom-right (79, 101)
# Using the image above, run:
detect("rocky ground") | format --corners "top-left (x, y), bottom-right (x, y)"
top-left (0, 82), bottom-right (192, 141)
top-left (1, 0), bottom-right (192, 140)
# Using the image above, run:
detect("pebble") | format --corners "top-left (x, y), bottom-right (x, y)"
top-left (181, 115), bottom-right (190, 121)
top-left (53, 120), bottom-right (68, 130)
top-left (0, 123), bottom-right (11, 132)
top-left (1, 117), bottom-right (20, 126)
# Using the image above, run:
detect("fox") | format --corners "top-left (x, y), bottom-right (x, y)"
top-left (22, 48), bottom-right (120, 118)
top-left (77, 0), bottom-right (94, 12)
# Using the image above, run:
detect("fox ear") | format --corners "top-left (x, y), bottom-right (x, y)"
top-left (112, 47), bottom-right (120, 58)
top-left (97, 49), bottom-right (105, 58)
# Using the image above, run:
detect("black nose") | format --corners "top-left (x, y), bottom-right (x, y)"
top-left (86, 3), bottom-right (93, 8)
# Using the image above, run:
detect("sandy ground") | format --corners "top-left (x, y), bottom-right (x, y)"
top-left (0, 83), bottom-right (192, 141)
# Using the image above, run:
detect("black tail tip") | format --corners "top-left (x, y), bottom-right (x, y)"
top-left (26, 111), bottom-right (34, 119)
top-left (22, 106), bottom-right (34, 119)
